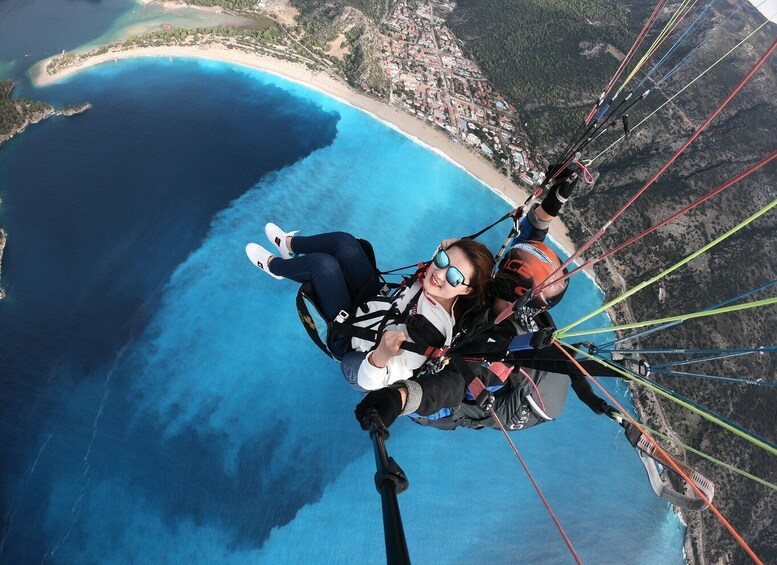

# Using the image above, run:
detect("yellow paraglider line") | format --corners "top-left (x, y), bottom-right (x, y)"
top-left (587, 16), bottom-right (776, 165)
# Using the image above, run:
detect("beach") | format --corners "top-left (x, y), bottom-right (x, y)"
top-left (30, 44), bottom-right (579, 255)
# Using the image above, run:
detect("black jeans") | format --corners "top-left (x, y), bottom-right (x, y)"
top-left (269, 231), bottom-right (381, 321)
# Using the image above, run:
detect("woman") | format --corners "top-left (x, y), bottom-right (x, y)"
top-left (247, 223), bottom-right (494, 391)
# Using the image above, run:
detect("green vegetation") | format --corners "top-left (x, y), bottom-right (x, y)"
top-left (289, 0), bottom-right (384, 23)
top-left (285, 0), bottom-right (387, 90)
top-left (123, 21), bottom-right (284, 47)
top-left (340, 0), bottom-right (385, 21)
top-left (446, 0), bottom-right (647, 146)
top-left (289, 0), bottom-right (346, 52)
top-left (186, 0), bottom-right (258, 10)
top-left (296, 12), bottom-right (341, 50)
top-left (0, 80), bottom-right (52, 138)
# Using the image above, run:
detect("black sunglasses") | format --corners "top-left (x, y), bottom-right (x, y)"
top-left (432, 250), bottom-right (470, 288)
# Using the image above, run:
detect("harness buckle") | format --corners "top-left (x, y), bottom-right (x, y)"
top-left (475, 390), bottom-right (495, 412)
top-left (425, 355), bottom-right (450, 374)
top-left (335, 310), bottom-right (350, 324)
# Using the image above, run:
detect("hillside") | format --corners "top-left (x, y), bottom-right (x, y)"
top-left (0, 80), bottom-right (54, 144)
top-left (445, 1), bottom-right (776, 562)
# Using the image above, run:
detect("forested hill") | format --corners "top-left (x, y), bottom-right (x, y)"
top-left (0, 80), bottom-right (90, 146)
top-left (0, 80), bottom-right (53, 143)
top-left (446, 0), bottom-right (653, 147)
top-left (446, 1), bottom-right (776, 563)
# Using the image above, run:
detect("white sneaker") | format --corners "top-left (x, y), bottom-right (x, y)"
top-left (245, 243), bottom-right (283, 280)
top-left (265, 222), bottom-right (298, 260)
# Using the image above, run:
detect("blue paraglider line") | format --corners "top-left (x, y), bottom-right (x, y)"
top-left (637, 0), bottom-right (720, 90)
top-left (648, 347), bottom-right (777, 369)
top-left (649, 368), bottom-right (777, 387)
top-left (597, 278), bottom-right (777, 350)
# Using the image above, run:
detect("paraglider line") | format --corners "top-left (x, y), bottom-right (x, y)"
top-left (555, 198), bottom-right (777, 336)
top-left (597, 279), bottom-right (777, 349)
top-left (611, 346), bottom-right (777, 356)
top-left (650, 347), bottom-right (777, 369)
top-left (601, 0), bottom-right (671, 101)
top-left (588, 17), bottom-right (776, 165)
top-left (649, 368), bottom-right (777, 387)
top-left (617, 0), bottom-right (692, 92)
top-left (634, 421), bottom-right (777, 492)
top-left (561, 342), bottom-right (777, 454)
top-left (488, 405), bottom-right (583, 565)
top-left (557, 296), bottom-right (777, 338)
top-left (636, 0), bottom-right (719, 90)
top-left (618, 0), bottom-right (702, 96)
top-left (553, 341), bottom-right (764, 564)
top-left (551, 35), bottom-right (777, 289)
top-left (535, 150), bottom-right (777, 298)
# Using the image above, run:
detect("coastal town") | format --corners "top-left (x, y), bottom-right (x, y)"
top-left (377, 0), bottom-right (540, 185)
top-left (33, 0), bottom-right (543, 187)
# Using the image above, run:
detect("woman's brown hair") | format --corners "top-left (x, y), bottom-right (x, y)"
top-left (447, 238), bottom-right (494, 318)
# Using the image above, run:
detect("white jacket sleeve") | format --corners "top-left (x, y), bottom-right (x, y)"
top-left (356, 351), bottom-right (416, 390)
top-left (354, 283), bottom-right (454, 390)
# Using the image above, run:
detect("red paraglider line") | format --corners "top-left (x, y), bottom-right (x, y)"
top-left (534, 149), bottom-right (777, 295)
top-left (546, 36), bottom-right (777, 291)
top-left (553, 341), bottom-right (764, 564)
top-left (597, 0), bottom-right (671, 109)
top-left (489, 405), bottom-right (583, 564)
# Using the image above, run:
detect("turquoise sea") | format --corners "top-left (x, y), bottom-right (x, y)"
top-left (0, 2), bottom-right (685, 563)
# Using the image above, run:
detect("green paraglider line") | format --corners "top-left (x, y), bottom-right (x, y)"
top-left (544, 36), bottom-right (777, 304)
top-left (534, 150), bottom-right (777, 298)
top-left (557, 296), bottom-right (777, 339)
top-left (555, 198), bottom-right (777, 337)
top-left (559, 342), bottom-right (777, 458)
top-left (587, 16), bottom-right (776, 165)
top-left (597, 279), bottom-right (777, 349)
top-left (635, 422), bottom-right (777, 492)
top-left (617, 0), bottom-right (698, 95)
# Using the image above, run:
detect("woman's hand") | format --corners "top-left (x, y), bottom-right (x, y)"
top-left (369, 330), bottom-right (407, 368)
top-left (440, 238), bottom-right (459, 250)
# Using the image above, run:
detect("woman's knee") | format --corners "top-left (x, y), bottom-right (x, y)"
top-left (330, 231), bottom-right (360, 250)
top-left (331, 232), bottom-right (369, 263)
top-left (310, 254), bottom-right (344, 282)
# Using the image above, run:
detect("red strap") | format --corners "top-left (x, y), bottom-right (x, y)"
top-left (467, 377), bottom-right (486, 400)
top-left (423, 346), bottom-right (448, 359)
top-left (488, 362), bottom-right (513, 383)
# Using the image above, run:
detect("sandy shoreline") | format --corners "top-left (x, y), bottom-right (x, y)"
top-left (30, 44), bottom-right (579, 255)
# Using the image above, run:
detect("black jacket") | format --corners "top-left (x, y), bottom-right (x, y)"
top-left (399, 312), bottom-right (618, 427)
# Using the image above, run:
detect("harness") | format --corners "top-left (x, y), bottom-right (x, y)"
top-left (413, 362), bottom-right (570, 431)
top-left (295, 239), bottom-right (448, 361)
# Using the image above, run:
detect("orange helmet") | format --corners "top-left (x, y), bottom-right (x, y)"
top-left (494, 242), bottom-right (569, 309)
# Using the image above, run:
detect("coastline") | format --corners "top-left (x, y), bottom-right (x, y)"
top-left (0, 228), bottom-right (5, 299)
top-left (29, 45), bottom-right (579, 256)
